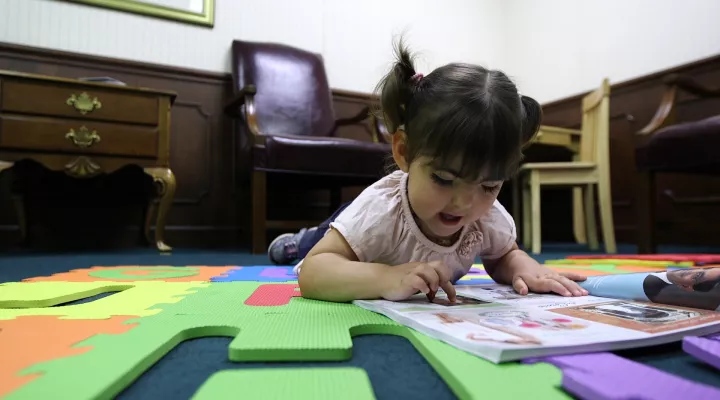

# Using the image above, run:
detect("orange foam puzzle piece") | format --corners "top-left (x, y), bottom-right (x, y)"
top-left (24, 266), bottom-right (237, 283)
top-left (0, 315), bottom-right (137, 397)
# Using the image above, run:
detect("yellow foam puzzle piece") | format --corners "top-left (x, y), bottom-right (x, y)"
top-left (0, 281), bottom-right (208, 320)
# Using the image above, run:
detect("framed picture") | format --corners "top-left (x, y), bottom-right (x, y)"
top-left (62, 0), bottom-right (215, 27)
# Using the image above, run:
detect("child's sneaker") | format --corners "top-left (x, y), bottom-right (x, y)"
top-left (267, 227), bottom-right (315, 265)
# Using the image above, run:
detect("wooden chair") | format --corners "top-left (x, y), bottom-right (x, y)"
top-left (513, 78), bottom-right (616, 254)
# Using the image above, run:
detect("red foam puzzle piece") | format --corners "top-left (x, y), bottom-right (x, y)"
top-left (244, 284), bottom-right (301, 306)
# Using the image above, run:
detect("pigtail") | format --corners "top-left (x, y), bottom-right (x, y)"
top-left (374, 39), bottom-right (417, 134)
top-left (520, 95), bottom-right (542, 147)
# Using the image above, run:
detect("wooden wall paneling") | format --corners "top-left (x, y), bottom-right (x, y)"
top-left (539, 54), bottom-right (720, 246)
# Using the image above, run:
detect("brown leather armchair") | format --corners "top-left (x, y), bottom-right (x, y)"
top-left (635, 73), bottom-right (720, 253)
top-left (225, 40), bottom-right (392, 253)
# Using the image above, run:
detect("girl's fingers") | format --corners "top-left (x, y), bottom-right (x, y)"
top-left (440, 281), bottom-right (457, 302)
top-left (559, 271), bottom-right (587, 282)
top-left (557, 276), bottom-right (587, 296)
top-left (547, 280), bottom-right (572, 296)
top-left (512, 276), bottom-right (529, 295)
top-left (414, 266), bottom-right (440, 292)
top-left (409, 275), bottom-right (430, 294)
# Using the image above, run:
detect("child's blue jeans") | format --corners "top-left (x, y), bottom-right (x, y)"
top-left (297, 201), bottom-right (352, 260)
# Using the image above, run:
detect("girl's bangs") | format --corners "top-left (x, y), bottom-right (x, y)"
top-left (419, 109), bottom-right (523, 182)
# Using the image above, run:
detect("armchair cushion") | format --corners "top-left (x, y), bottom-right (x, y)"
top-left (636, 115), bottom-right (720, 174)
top-left (255, 135), bottom-right (391, 178)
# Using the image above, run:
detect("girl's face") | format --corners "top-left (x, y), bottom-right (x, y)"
top-left (392, 131), bottom-right (503, 240)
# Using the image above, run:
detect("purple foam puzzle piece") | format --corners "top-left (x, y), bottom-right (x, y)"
top-left (455, 278), bottom-right (495, 285)
top-left (259, 267), bottom-right (296, 279)
top-left (524, 352), bottom-right (720, 400)
top-left (684, 336), bottom-right (720, 370)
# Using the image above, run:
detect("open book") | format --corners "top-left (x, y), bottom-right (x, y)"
top-left (354, 267), bottom-right (720, 363)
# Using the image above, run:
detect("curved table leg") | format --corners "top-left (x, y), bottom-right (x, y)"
top-left (143, 167), bottom-right (175, 252)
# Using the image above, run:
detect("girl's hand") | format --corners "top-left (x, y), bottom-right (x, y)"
top-left (483, 243), bottom-right (587, 297)
top-left (380, 261), bottom-right (457, 302)
top-left (511, 263), bottom-right (588, 297)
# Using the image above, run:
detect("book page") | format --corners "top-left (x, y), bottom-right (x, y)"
top-left (354, 283), bottom-right (720, 362)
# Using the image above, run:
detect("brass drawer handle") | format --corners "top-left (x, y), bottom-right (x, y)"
top-left (65, 126), bottom-right (101, 148)
top-left (66, 92), bottom-right (102, 114)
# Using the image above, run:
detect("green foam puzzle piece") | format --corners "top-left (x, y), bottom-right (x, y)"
top-left (0, 282), bottom-right (133, 308)
top-left (407, 328), bottom-right (568, 399)
top-left (88, 266), bottom-right (200, 280)
top-left (0, 281), bottom-right (207, 320)
top-left (8, 282), bottom-right (568, 400)
top-left (191, 368), bottom-right (376, 400)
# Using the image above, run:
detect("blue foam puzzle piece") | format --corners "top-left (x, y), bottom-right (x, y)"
top-left (455, 278), bottom-right (495, 285)
top-left (210, 266), bottom-right (297, 282)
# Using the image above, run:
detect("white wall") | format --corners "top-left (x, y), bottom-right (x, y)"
top-left (0, 0), bottom-right (503, 94)
top-left (502, 0), bottom-right (720, 103)
top-left (1, 0), bottom-right (719, 102)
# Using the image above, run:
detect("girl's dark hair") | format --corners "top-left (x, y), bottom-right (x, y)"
top-left (375, 39), bottom-right (542, 181)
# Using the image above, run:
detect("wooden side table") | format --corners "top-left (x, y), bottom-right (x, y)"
top-left (0, 70), bottom-right (177, 251)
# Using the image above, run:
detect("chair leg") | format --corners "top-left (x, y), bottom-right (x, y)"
top-left (636, 171), bottom-right (656, 254)
top-left (573, 187), bottom-right (587, 245)
top-left (597, 173), bottom-right (617, 254)
top-left (251, 170), bottom-right (267, 254)
top-left (584, 184), bottom-right (599, 251)
top-left (522, 176), bottom-right (531, 249)
top-left (530, 171), bottom-right (541, 254)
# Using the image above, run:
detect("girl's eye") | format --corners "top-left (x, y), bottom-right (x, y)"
top-left (431, 174), bottom-right (453, 186)
top-left (482, 185), bottom-right (500, 194)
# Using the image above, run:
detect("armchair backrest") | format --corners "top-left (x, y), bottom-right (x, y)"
top-left (231, 40), bottom-right (336, 137)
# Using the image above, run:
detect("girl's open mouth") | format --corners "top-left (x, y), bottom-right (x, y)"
top-left (439, 212), bottom-right (462, 225)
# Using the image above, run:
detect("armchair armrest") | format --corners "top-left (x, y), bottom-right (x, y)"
top-left (637, 74), bottom-right (720, 137)
top-left (331, 105), bottom-right (390, 143)
top-left (334, 105), bottom-right (370, 127)
top-left (224, 84), bottom-right (263, 137)
top-left (223, 84), bottom-right (257, 117)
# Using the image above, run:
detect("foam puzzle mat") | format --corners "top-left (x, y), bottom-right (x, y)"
top-left (1, 259), bottom-right (719, 399)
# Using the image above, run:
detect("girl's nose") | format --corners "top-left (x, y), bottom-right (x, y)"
top-left (452, 187), bottom-right (476, 210)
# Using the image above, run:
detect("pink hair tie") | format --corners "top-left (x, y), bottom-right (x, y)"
top-left (411, 73), bottom-right (424, 83)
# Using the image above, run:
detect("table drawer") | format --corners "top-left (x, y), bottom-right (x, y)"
top-left (0, 80), bottom-right (159, 125)
top-left (0, 116), bottom-right (158, 158)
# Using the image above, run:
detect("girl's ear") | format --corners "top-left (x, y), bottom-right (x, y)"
top-left (392, 129), bottom-right (410, 172)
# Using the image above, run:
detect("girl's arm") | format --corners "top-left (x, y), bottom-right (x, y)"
top-left (298, 228), bottom-right (394, 302)
top-left (298, 228), bottom-right (457, 302)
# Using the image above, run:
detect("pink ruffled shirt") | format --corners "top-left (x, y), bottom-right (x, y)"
top-left (294, 170), bottom-right (517, 281)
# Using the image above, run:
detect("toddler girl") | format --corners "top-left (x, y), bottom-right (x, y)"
top-left (268, 41), bottom-right (588, 303)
